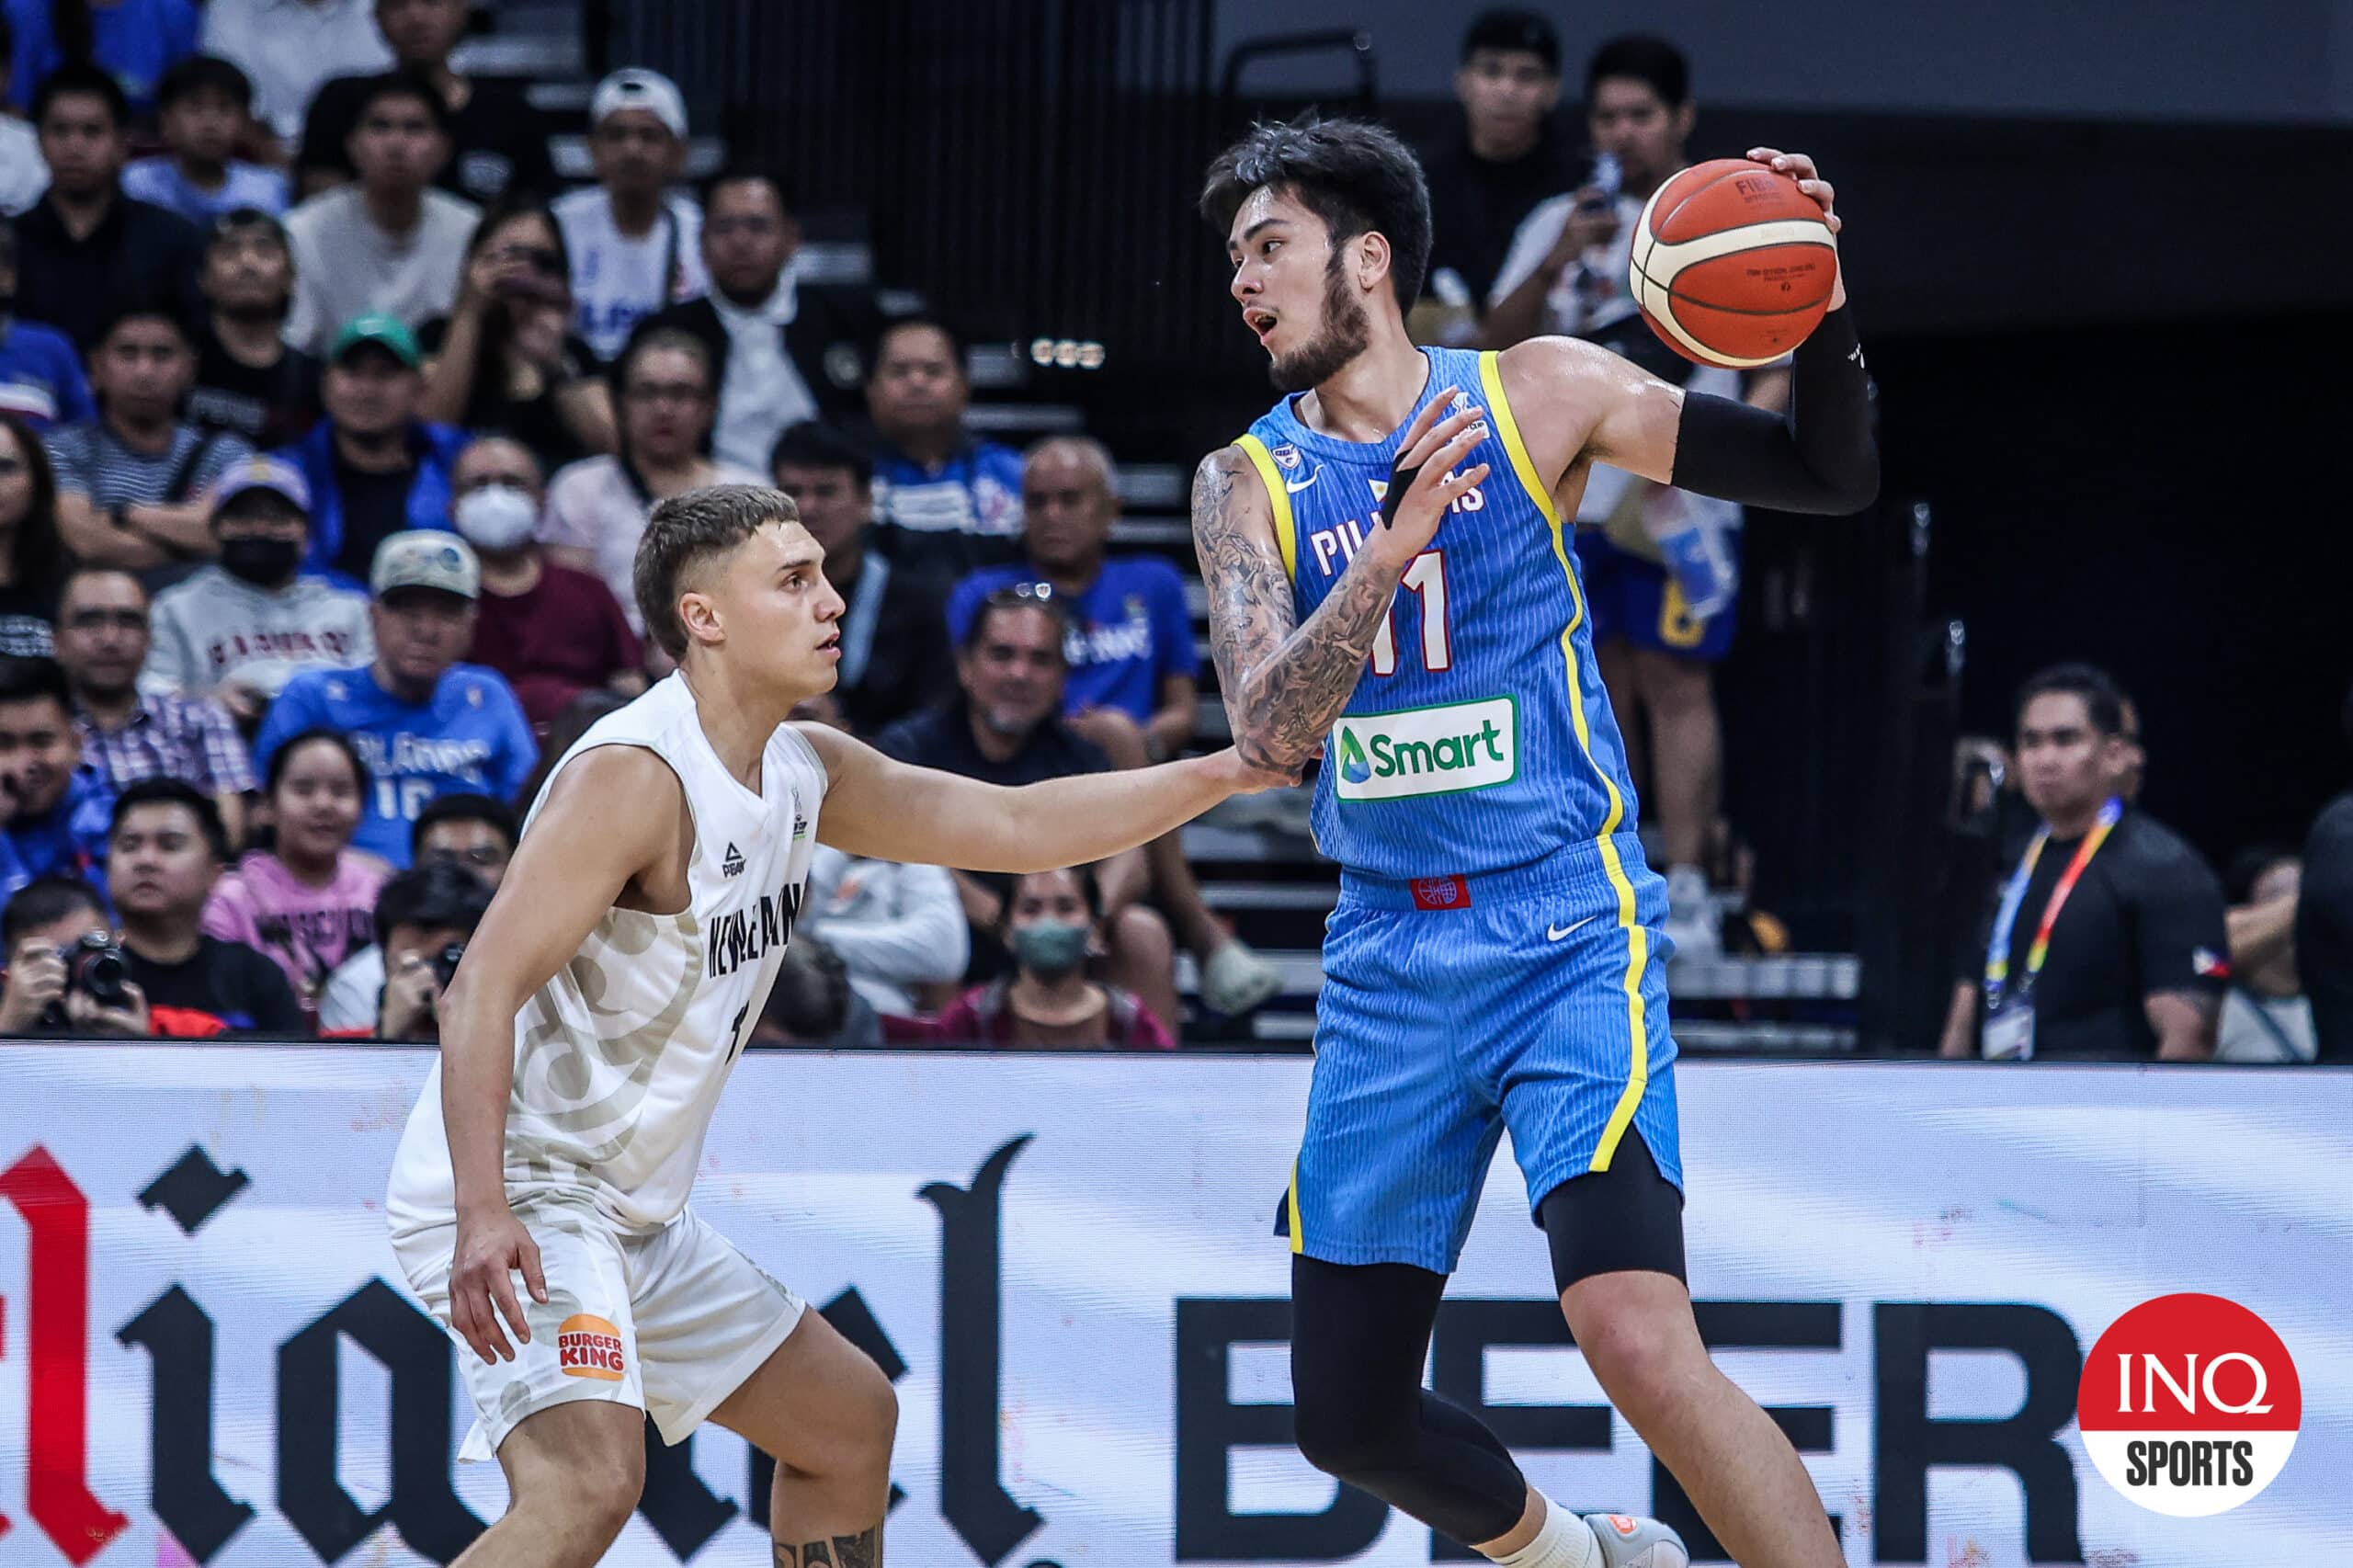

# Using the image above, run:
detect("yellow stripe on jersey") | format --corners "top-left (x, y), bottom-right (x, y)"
top-left (1233, 434), bottom-right (1299, 581)
top-left (1476, 350), bottom-right (1653, 1173)
top-left (1286, 1158), bottom-right (1305, 1254)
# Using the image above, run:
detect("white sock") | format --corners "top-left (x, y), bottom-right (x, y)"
top-left (1488, 1494), bottom-right (1598, 1568)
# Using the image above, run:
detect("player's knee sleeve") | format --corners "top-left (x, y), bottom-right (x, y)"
top-left (1290, 1380), bottom-right (1413, 1479)
top-left (1537, 1131), bottom-right (1688, 1293)
top-left (1289, 1256), bottom-right (1529, 1546)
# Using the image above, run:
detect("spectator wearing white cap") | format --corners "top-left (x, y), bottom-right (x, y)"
top-left (143, 456), bottom-right (372, 721)
top-left (253, 528), bottom-right (534, 865)
top-left (553, 69), bottom-right (708, 362)
top-left (200, 0), bottom-right (392, 150)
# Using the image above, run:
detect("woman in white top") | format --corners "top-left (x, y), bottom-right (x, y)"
top-left (539, 329), bottom-right (761, 633)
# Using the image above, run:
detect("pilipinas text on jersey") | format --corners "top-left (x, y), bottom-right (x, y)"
top-left (1233, 345), bottom-right (1646, 882)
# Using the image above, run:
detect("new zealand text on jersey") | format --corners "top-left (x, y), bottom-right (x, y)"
top-left (1306, 478), bottom-right (1487, 577)
top-left (706, 885), bottom-right (803, 979)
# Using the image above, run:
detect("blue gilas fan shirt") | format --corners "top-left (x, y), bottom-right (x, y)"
top-left (255, 665), bottom-right (538, 866)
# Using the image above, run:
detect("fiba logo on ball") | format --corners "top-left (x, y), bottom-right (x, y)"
top-left (2076, 1292), bottom-right (2300, 1517)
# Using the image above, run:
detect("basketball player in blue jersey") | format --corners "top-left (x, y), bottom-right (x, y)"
top-left (1191, 121), bottom-right (1875, 1568)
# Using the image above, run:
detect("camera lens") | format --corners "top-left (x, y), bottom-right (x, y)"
top-left (71, 938), bottom-right (132, 1007)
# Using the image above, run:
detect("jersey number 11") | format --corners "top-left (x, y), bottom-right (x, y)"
top-left (1369, 551), bottom-right (1452, 676)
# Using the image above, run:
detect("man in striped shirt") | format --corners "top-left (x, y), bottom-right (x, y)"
top-left (55, 564), bottom-right (254, 846)
top-left (42, 304), bottom-right (254, 584)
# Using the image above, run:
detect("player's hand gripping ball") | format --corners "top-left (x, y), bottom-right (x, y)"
top-left (1631, 150), bottom-right (1839, 369)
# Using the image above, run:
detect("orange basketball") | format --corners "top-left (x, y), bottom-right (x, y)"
top-left (1629, 157), bottom-right (1837, 369)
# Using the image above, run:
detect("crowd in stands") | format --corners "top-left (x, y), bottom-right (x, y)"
top-left (0, 4), bottom-right (2340, 1061)
top-left (0, 2), bottom-right (1287, 1048)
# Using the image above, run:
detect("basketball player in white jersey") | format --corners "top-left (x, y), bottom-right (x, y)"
top-left (385, 484), bottom-right (1286, 1568)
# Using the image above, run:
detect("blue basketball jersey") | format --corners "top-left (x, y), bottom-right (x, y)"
top-left (1235, 346), bottom-right (1645, 884)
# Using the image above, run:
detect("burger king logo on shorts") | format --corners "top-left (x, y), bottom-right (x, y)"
top-left (2078, 1292), bottom-right (2300, 1517)
top-left (557, 1313), bottom-right (627, 1381)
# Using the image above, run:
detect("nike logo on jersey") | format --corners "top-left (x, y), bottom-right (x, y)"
top-left (1284, 465), bottom-right (1323, 494)
top-left (1547, 915), bottom-right (1597, 941)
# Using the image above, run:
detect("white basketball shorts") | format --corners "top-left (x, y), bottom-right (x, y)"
top-left (391, 1192), bottom-right (807, 1461)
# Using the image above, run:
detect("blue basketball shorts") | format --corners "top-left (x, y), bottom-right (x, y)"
top-left (1280, 841), bottom-right (1684, 1276)
top-left (1580, 528), bottom-right (1738, 662)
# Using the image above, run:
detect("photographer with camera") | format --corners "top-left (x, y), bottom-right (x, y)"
top-left (0, 873), bottom-right (147, 1037)
top-left (110, 778), bottom-right (307, 1037)
top-left (364, 858), bottom-right (490, 1040)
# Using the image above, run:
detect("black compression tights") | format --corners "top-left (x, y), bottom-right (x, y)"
top-left (1289, 1256), bottom-right (1529, 1548)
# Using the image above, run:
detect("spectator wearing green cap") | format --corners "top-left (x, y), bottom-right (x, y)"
top-left (273, 312), bottom-right (464, 586)
top-left (281, 70), bottom-right (475, 356)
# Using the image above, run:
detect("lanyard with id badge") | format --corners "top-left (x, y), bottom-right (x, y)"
top-left (1981, 799), bottom-right (2123, 1060)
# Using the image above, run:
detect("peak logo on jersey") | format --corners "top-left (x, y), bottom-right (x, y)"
top-left (557, 1313), bottom-right (626, 1381)
top-left (1332, 697), bottom-right (1517, 802)
top-left (2078, 1292), bottom-right (2300, 1516)
top-left (722, 842), bottom-right (745, 878)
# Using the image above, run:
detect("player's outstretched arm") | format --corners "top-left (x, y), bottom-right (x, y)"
top-left (1193, 397), bottom-right (1490, 774)
top-left (438, 745), bottom-right (678, 1363)
top-left (800, 722), bottom-right (1284, 870)
top-left (1511, 148), bottom-right (1877, 517)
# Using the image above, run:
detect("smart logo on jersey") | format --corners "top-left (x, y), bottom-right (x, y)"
top-left (2078, 1292), bottom-right (2300, 1517)
top-left (1336, 727), bottom-right (1373, 785)
top-left (1331, 696), bottom-right (1517, 801)
top-left (557, 1313), bottom-right (626, 1381)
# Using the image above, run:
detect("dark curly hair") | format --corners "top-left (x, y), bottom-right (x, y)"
top-left (1199, 118), bottom-right (1434, 311)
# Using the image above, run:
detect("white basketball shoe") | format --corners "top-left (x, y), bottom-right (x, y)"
top-left (1582, 1512), bottom-right (1690, 1568)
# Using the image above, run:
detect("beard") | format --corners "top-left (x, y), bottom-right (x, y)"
top-left (1268, 257), bottom-right (1372, 392)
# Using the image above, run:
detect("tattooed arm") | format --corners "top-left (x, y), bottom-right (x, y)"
top-left (1194, 394), bottom-right (1492, 774)
top-left (777, 1527), bottom-right (881, 1567)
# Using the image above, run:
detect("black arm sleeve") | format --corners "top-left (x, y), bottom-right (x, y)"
top-left (1667, 305), bottom-right (1879, 515)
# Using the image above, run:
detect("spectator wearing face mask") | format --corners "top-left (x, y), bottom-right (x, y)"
top-left (202, 725), bottom-right (387, 1009)
top-left (449, 435), bottom-right (642, 731)
top-left (142, 457), bottom-right (372, 722)
top-left (926, 865), bottom-right (1175, 1050)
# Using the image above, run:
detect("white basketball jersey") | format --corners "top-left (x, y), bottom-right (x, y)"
top-left (387, 675), bottom-right (828, 1235)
